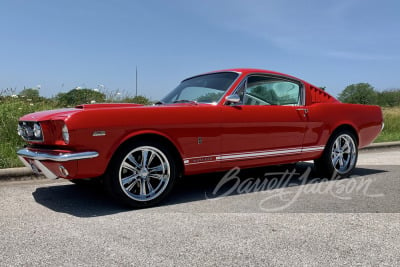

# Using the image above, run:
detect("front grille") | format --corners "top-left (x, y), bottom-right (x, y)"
top-left (18, 121), bottom-right (44, 142)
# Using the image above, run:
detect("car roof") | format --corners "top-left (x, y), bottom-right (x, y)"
top-left (184, 68), bottom-right (308, 84)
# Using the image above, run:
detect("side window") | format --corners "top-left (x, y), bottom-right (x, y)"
top-left (244, 76), bottom-right (301, 106)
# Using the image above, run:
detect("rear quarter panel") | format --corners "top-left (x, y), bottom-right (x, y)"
top-left (306, 102), bottom-right (383, 149)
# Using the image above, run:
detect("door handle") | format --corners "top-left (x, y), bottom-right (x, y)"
top-left (296, 108), bottom-right (309, 116)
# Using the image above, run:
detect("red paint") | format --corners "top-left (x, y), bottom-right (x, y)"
top-left (18, 69), bottom-right (383, 179)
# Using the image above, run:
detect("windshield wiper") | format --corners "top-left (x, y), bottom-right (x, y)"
top-left (172, 100), bottom-right (198, 105)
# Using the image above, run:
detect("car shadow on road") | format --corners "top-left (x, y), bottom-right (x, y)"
top-left (32, 163), bottom-right (387, 217)
top-left (32, 182), bottom-right (129, 217)
top-left (163, 163), bottom-right (387, 206)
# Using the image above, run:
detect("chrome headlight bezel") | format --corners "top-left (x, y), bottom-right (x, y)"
top-left (33, 123), bottom-right (42, 138)
top-left (18, 121), bottom-right (44, 142)
top-left (17, 124), bottom-right (23, 136)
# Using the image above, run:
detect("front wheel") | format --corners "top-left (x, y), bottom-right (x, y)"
top-left (314, 131), bottom-right (358, 178)
top-left (105, 141), bottom-right (178, 208)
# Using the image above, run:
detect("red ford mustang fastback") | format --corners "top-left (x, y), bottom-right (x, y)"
top-left (17, 68), bottom-right (383, 207)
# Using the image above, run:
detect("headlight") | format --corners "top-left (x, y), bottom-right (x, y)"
top-left (17, 124), bottom-right (23, 136)
top-left (33, 123), bottom-right (42, 138)
top-left (17, 121), bottom-right (43, 142)
top-left (62, 124), bottom-right (69, 144)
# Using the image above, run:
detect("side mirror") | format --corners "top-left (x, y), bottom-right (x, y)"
top-left (225, 94), bottom-right (241, 104)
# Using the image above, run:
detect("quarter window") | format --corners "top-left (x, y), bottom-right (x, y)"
top-left (243, 76), bottom-right (301, 106)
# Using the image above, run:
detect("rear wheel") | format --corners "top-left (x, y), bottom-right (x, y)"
top-left (105, 140), bottom-right (177, 208)
top-left (314, 131), bottom-right (358, 177)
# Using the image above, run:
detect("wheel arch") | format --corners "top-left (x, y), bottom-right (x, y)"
top-left (329, 124), bottom-right (359, 146)
top-left (107, 131), bottom-right (185, 177)
top-left (315, 123), bottom-right (359, 177)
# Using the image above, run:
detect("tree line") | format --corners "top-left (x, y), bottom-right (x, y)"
top-left (338, 83), bottom-right (400, 107)
top-left (4, 83), bottom-right (399, 107)
top-left (6, 87), bottom-right (152, 106)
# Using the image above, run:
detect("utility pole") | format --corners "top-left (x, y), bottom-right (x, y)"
top-left (135, 66), bottom-right (138, 97)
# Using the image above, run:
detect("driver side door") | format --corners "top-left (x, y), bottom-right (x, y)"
top-left (220, 75), bottom-right (308, 169)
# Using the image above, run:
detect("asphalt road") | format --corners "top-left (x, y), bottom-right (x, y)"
top-left (1, 147), bottom-right (399, 266)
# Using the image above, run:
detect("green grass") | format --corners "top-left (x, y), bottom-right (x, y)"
top-left (0, 97), bottom-right (57, 168)
top-left (0, 97), bottom-right (399, 169)
top-left (374, 107), bottom-right (400, 143)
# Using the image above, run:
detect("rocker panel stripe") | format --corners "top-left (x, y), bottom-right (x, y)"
top-left (183, 145), bottom-right (325, 165)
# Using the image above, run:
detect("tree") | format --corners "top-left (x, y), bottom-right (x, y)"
top-left (56, 88), bottom-right (106, 107)
top-left (18, 88), bottom-right (40, 100)
top-left (196, 92), bottom-right (224, 102)
top-left (122, 95), bottom-right (152, 105)
top-left (338, 83), bottom-right (377, 104)
top-left (377, 89), bottom-right (400, 107)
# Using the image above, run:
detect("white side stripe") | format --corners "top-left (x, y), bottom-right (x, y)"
top-left (183, 145), bottom-right (325, 165)
top-left (216, 148), bottom-right (302, 161)
top-left (302, 146), bottom-right (325, 152)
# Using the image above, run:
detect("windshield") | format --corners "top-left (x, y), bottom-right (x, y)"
top-left (161, 72), bottom-right (239, 104)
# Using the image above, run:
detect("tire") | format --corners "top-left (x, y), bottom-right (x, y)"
top-left (105, 140), bottom-right (178, 208)
top-left (314, 130), bottom-right (358, 178)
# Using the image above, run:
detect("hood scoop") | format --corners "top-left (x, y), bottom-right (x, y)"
top-left (75, 103), bottom-right (144, 109)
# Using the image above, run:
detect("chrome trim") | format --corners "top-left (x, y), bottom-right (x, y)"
top-left (180, 71), bottom-right (242, 105)
top-left (18, 155), bottom-right (58, 179)
top-left (18, 121), bottom-right (45, 142)
top-left (216, 72), bottom-right (242, 104)
top-left (296, 108), bottom-right (309, 117)
top-left (18, 155), bottom-right (32, 169)
top-left (183, 145), bottom-right (325, 165)
top-left (93, 130), bottom-right (106, 136)
top-left (34, 160), bottom-right (58, 179)
top-left (225, 94), bottom-right (241, 104)
top-left (17, 148), bottom-right (99, 162)
top-left (62, 124), bottom-right (69, 144)
top-left (118, 145), bottom-right (171, 202)
top-left (59, 165), bottom-right (69, 176)
top-left (230, 73), bottom-right (306, 106)
top-left (33, 123), bottom-right (42, 138)
top-left (330, 134), bottom-right (357, 175)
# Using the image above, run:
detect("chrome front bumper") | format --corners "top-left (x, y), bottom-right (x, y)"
top-left (17, 148), bottom-right (99, 179)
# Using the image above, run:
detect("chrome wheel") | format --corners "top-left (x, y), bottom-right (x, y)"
top-left (330, 134), bottom-right (356, 174)
top-left (118, 146), bottom-right (170, 202)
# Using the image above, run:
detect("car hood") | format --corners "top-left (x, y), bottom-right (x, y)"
top-left (19, 103), bottom-right (145, 122)
top-left (19, 102), bottom-right (212, 123)
top-left (19, 108), bottom-right (80, 121)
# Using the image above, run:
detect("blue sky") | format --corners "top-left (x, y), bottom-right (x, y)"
top-left (1, 0), bottom-right (399, 100)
